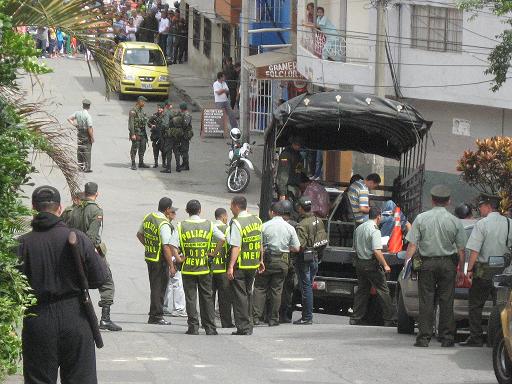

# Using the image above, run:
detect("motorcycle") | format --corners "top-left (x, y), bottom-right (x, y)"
top-left (226, 141), bottom-right (255, 193)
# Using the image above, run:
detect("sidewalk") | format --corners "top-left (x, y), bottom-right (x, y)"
top-left (169, 63), bottom-right (264, 179)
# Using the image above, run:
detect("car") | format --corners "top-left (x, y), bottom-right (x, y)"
top-left (396, 252), bottom-right (494, 335)
top-left (493, 271), bottom-right (512, 384)
top-left (114, 41), bottom-right (170, 99)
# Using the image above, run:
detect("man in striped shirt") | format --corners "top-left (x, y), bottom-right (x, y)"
top-left (348, 173), bottom-right (381, 225)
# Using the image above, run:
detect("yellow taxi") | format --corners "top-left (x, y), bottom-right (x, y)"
top-left (114, 41), bottom-right (170, 99)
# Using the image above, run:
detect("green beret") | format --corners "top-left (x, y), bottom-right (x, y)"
top-left (430, 184), bottom-right (451, 199)
top-left (137, 96), bottom-right (148, 102)
top-left (157, 103), bottom-right (165, 108)
top-left (179, 102), bottom-right (188, 110)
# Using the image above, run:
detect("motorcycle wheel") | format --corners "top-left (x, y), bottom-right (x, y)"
top-left (226, 166), bottom-right (250, 193)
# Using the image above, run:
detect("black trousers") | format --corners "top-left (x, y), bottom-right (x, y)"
top-left (230, 269), bottom-right (256, 333)
top-left (212, 273), bottom-right (234, 327)
top-left (23, 297), bottom-right (97, 384)
top-left (147, 261), bottom-right (169, 319)
top-left (182, 274), bottom-right (216, 333)
top-left (469, 277), bottom-right (494, 340)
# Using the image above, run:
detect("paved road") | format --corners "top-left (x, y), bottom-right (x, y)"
top-left (8, 57), bottom-right (497, 384)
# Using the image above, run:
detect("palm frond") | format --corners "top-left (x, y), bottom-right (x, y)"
top-left (6, 0), bottom-right (120, 95)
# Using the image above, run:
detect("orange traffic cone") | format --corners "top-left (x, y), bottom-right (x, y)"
top-left (388, 207), bottom-right (403, 253)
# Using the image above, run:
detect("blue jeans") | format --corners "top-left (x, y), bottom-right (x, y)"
top-left (295, 256), bottom-right (318, 321)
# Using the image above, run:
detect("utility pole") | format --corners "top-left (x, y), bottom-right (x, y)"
top-left (372, 0), bottom-right (386, 182)
top-left (240, 0), bottom-right (250, 142)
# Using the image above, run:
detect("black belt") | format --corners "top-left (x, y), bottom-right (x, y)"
top-left (421, 255), bottom-right (454, 259)
top-left (36, 292), bottom-right (80, 306)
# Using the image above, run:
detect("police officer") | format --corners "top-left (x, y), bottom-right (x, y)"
top-left (128, 96), bottom-right (149, 170)
top-left (350, 207), bottom-right (395, 327)
top-left (148, 103), bottom-right (166, 168)
top-left (177, 200), bottom-right (226, 335)
top-left (68, 99), bottom-right (94, 173)
top-left (461, 195), bottom-right (512, 347)
top-left (176, 102), bottom-right (193, 171)
top-left (253, 202), bottom-right (300, 326)
top-left (227, 196), bottom-right (264, 335)
top-left (19, 186), bottom-right (108, 383)
top-left (276, 136), bottom-right (304, 202)
top-left (64, 182), bottom-right (122, 331)
top-left (294, 197), bottom-right (328, 325)
top-left (137, 197), bottom-right (179, 325)
top-left (279, 199), bottom-right (298, 323)
top-left (211, 208), bottom-right (234, 328)
top-left (405, 185), bottom-right (467, 347)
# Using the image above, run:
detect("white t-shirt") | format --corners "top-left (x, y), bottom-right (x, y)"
top-left (213, 80), bottom-right (229, 102)
top-left (158, 18), bottom-right (169, 34)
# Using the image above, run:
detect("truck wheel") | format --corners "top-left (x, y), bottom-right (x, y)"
top-left (493, 326), bottom-right (512, 384)
top-left (397, 289), bottom-right (415, 334)
top-left (489, 305), bottom-right (506, 348)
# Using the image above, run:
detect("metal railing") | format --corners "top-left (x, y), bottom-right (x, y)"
top-left (255, 0), bottom-right (283, 23)
top-left (301, 26), bottom-right (346, 61)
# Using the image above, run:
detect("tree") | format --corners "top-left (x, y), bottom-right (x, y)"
top-left (459, 0), bottom-right (512, 91)
top-left (457, 136), bottom-right (512, 212)
top-left (0, 0), bottom-right (115, 380)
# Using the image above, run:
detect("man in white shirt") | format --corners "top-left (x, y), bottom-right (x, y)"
top-left (213, 71), bottom-right (238, 129)
top-left (158, 11), bottom-right (169, 55)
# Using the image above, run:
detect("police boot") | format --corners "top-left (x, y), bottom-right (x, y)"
top-left (99, 306), bottom-right (122, 331)
top-left (131, 160), bottom-right (137, 170)
top-left (181, 162), bottom-right (190, 171)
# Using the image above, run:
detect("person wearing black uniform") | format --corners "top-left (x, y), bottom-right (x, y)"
top-left (18, 185), bottom-right (108, 384)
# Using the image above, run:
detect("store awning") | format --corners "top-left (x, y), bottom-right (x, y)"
top-left (244, 48), bottom-right (305, 80)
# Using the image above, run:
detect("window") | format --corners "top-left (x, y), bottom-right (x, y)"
top-left (193, 9), bottom-right (200, 50)
top-left (256, 0), bottom-right (282, 23)
top-left (123, 49), bottom-right (165, 66)
top-left (203, 17), bottom-right (211, 58)
top-left (222, 24), bottom-right (231, 61)
top-left (411, 5), bottom-right (462, 52)
top-left (234, 25), bottom-right (241, 62)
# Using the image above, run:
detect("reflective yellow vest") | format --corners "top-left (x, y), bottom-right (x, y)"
top-left (143, 213), bottom-right (170, 263)
top-left (178, 219), bottom-right (214, 275)
top-left (232, 215), bottom-right (262, 270)
top-left (210, 223), bottom-right (229, 274)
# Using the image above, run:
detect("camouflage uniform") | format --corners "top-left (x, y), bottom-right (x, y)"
top-left (177, 108), bottom-right (193, 171)
top-left (148, 108), bottom-right (166, 167)
top-left (160, 110), bottom-right (182, 173)
top-left (276, 146), bottom-right (304, 202)
top-left (128, 105), bottom-right (148, 169)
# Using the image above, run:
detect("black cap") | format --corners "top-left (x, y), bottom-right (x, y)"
top-left (279, 200), bottom-right (294, 215)
top-left (478, 194), bottom-right (500, 207)
top-left (430, 185), bottom-right (451, 199)
top-left (84, 182), bottom-right (98, 195)
top-left (297, 196), bottom-right (312, 209)
top-left (32, 185), bottom-right (61, 204)
top-left (158, 197), bottom-right (177, 212)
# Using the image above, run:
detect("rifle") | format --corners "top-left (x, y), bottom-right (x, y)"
top-left (68, 231), bottom-right (104, 348)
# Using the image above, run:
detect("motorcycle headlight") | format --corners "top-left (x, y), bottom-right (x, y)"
top-left (158, 75), bottom-right (169, 82)
top-left (123, 74), bottom-right (135, 81)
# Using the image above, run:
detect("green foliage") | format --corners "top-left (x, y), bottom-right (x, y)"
top-left (458, 0), bottom-right (512, 91)
top-left (0, 96), bottom-right (38, 381)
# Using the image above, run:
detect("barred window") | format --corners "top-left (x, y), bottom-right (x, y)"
top-left (203, 17), bottom-right (211, 58)
top-left (193, 9), bottom-right (200, 50)
top-left (411, 5), bottom-right (462, 52)
top-left (222, 24), bottom-right (231, 61)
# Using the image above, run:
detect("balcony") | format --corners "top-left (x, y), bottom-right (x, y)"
top-left (215, 0), bottom-right (241, 24)
top-left (301, 26), bottom-right (347, 62)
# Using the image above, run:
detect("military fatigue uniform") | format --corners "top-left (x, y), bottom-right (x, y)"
top-left (161, 112), bottom-right (182, 172)
top-left (178, 111), bottom-right (193, 170)
top-left (211, 220), bottom-right (234, 328)
top-left (178, 216), bottom-right (225, 334)
top-left (65, 199), bottom-right (115, 309)
top-left (406, 206), bottom-right (467, 345)
top-left (276, 146), bottom-right (304, 201)
top-left (229, 212), bottom-right (263, 335)
top-left (253, 216), bottom-right (300, 326)
top-left (352, 220), bottom-right (394, 322)
top-left (466, 212), bottom-right (512, 343)
top-left (73, 109), bottom-right (93, 172)
top-left (128, 106), bottom-right (148, 168)
top-left (148, 111), bottom-right (166, 167)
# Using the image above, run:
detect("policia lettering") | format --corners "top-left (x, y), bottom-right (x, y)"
top-left (210, 223), bottom-right (229, 273)
top-left (178, 220), bottom-right (214, 274)
top-left (142, 213), bottom-right (170, 262)
top-left (232, 217), bottom-right (263, 269)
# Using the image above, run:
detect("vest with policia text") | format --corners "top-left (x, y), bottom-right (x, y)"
top-left (178, 219), bottom-right (214, 275)
top-left (143, 213), bottom-right (171, 263)
top-left (210, 223), bottom-right (229, 273)
top-left (232, 215), bottom-right (263, 270)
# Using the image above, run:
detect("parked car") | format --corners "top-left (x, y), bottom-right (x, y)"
top-left (114, 41), bottom-right (170, 99)
top-left (396, 254), bottom-right (494, 335)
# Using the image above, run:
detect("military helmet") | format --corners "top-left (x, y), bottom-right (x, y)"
top-left (230, 127), bottom-right (241, 141)
top-left (454, 203), bottom-right (472, 219)
top-left (279, 200), bottom-right (294, 215)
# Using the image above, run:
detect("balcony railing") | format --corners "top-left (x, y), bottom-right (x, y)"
top-left (301, 26), bottom-right (346, 62)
